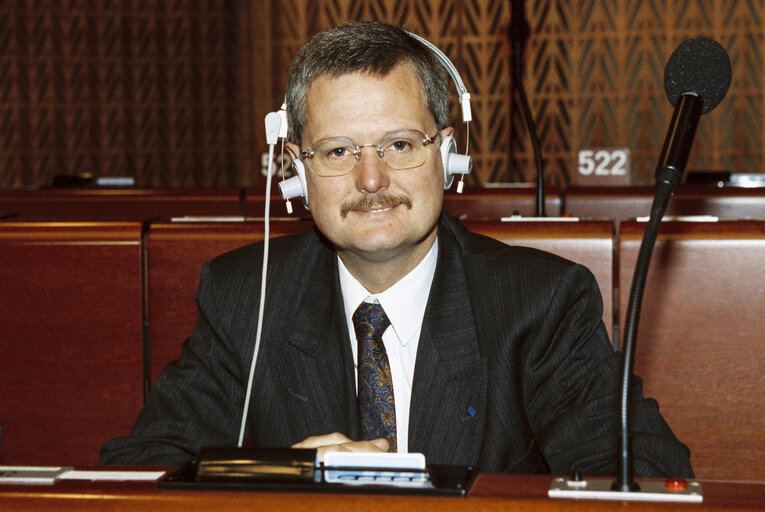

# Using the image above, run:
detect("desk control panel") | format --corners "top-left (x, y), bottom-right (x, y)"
top-left (324, 452), bottom-right (432, 488)
top-left (549, 476), bottom-right (703, 503)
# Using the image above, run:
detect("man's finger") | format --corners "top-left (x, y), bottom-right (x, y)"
top-left (291, 432), bottom-right (351, 449)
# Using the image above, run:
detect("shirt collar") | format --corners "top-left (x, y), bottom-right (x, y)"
top-left (338, 237), bottom-right (438, 347)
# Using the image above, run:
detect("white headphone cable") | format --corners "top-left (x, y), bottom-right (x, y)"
top-left (238, 111), bottom-right (282, 446)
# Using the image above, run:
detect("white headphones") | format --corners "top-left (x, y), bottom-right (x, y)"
top-left (275, 31), bottom-right (473, 209)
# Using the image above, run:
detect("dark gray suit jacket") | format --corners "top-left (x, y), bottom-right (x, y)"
top-left (101, 214), bottom-right (692, 477)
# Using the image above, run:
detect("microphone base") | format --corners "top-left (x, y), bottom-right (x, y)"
top-left (548, 477), bottom-right (702, 503)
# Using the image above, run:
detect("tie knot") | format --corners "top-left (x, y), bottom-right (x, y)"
top-left (352, 301), bottom-right (390, 342)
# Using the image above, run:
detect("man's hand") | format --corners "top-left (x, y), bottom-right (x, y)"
top-left (291, 432), bottom-right (389, 462)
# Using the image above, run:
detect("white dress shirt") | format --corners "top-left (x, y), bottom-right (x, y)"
top-left (338, 238), bottom-right (438, 453)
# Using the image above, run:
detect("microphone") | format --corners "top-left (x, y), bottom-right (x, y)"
top-left (615, 37), bottom-right (731, 493)
top-left (549, 37), bottom-right (730, 502)
top-left (655, 37), bottom-right (732, 197)
top-left (509, 0), bottom-right (530, 47)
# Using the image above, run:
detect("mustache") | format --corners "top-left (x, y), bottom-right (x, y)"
top-left (340, 193), bottom-right (413, 218)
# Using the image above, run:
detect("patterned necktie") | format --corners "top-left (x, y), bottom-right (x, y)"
top-left (353, 301), bottom-right (397, 452)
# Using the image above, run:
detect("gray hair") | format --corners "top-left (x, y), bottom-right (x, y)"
top-left (285, 21), bottom-right (450, 147)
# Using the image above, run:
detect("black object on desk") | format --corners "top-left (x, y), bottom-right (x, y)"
top-left (159, 447), bottom-right (476, 497)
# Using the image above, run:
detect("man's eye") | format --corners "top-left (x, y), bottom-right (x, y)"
top-left (388, 140), bottom-right (413, 152)
top-left (326, 147), bottom-right (351, 159)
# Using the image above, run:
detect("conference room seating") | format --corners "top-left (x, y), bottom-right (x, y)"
top-left (0, 188), bottom-right (245, 220)
top-left (144, 219), bottom-right (313, 384)
top-left (618, 219), bottom-right (765, 482)
top-left (1, 199), bottom-right (763, 482)
top-left (564, 184), bottom-right (765, 222)
top-left (0, 222), bottom-right (144, 465)
top-left (463, 220), bottom-right (615, 342)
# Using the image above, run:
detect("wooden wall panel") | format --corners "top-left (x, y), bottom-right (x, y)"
top-left (0, 0), bottom-right (241, 188)
top-left (267, 0), bottom-right (764, 188)
top-left (0, 1), bottom-right (762, 189)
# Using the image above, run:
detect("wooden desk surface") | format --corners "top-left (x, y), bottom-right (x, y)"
top-left (0, 473), bottom-right (763, 511)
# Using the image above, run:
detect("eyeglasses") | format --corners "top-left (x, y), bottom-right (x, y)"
top-left (300, 130), bottom-right (438, 177)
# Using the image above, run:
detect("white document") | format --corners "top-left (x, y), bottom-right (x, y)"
top-left (0, 466), bottom-right (73, 485)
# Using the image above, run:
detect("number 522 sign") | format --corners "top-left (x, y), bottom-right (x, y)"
top-left (577, 148), bottom-right (631, 185)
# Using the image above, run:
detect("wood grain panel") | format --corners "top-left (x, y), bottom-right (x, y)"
top-left (0, 222), bottom-right (143, 465)
top-left (0, 474), bottom-right (763, 511)
top-left (565, 185), bottom-right (765, 222)
top-left (0, 189), bottom-right (244, 220)
top-left (619, 220), bottom-right (765, 481)
top-left (442, 186), bottom-right (562, 220)
top-left (1, 2), bottom-right (762, 188)
top-left (267, 0), bottom-right (764, 188)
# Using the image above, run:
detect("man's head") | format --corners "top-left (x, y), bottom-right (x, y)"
top-left (285, 21), bottom-right (449, 148)
top-left (284, 22), bottom-right (454, 291)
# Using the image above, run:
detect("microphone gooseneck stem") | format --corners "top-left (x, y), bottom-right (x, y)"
top-left (509, 0), bottom-right (545, 216)
top-left (513, 46), bottom-right (546, 217)
top-left (614, 93), bottom-right (702, 491)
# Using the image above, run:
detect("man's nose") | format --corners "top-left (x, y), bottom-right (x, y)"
top-left (354, 146), bottom-right (389, 194)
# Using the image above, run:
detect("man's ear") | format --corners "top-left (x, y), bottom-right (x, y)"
top-left (440, 126), bottom-right (454, 139)
top-left (285, 141), bottom-right (300, 161)
top-left (277, 140), bottom-right (310, 210)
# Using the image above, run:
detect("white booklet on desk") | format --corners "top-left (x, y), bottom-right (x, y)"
top-left (0, 466), bottom-right (73, 485)
top-left (0, 466), bottom-right (166, 485)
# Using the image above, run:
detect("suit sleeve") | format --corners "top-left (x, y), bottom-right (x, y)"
top-left (99, 261), bottom-right (248, 465)
top-left (522, 264), bottom-right (693, 478)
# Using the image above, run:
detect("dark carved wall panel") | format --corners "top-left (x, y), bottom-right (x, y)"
top-left (267, 0), bottom-right (764, 187)
top-left (0, 0), bottom-right (240, 188)
top-left (0, 1), bottom-right (762, 189)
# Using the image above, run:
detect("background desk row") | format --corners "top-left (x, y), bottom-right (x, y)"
top-left (2, 185), bottom-right (765, 221)
top-left (0, 218), bottom-right (763, 483)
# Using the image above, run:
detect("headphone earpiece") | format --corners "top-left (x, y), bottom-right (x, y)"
top-left (439, 135), bottom-right (472, 189)
top-left (277, 159), bottom-right (309, 210)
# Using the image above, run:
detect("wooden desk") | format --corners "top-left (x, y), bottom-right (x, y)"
top-left (443, 186), bottom-right (562, 220)
top-left (564, 185), bottom-right (765, 222)
top-left (0, 473), bottom-right (762, 511)
top-left (0, 188), bottom-right (244, 220)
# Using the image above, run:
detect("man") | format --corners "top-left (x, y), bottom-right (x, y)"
top-left (101, 21), bottom-right (692, 477)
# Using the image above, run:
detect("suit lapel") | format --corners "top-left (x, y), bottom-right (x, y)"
top-left (271, 234), bottom-right (359, 442)
top-left (409, 222), bottom-right (487, 466)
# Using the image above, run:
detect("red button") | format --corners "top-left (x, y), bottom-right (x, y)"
top-left (665, 478), bottom-right (688, 490)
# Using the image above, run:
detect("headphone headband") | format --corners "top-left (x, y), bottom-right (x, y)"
top-left (405, 31), bottom-right (472, 124)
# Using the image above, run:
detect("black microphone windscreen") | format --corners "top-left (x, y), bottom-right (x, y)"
top-left (663, 37), bottom-right (732, 114)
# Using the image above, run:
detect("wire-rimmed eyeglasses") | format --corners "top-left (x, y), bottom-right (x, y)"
top-left (300, 129), bottom-right (438, 177)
